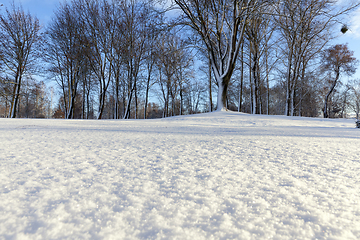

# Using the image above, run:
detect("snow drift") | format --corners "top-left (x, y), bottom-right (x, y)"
top-left (0, 111), bottom-right (359, 239)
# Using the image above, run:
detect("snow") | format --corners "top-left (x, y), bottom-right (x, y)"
top-left (1, 111), bottom-right (360, 239)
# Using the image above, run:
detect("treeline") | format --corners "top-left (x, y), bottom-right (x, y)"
top-left (0, 0), bottom-right (359, 119)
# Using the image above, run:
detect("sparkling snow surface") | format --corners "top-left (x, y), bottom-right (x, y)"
top-left (1, 111), bottom-right (360, 239)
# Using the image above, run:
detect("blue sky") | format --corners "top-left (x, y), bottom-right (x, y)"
top-left (334, 2), bottom-right (360, 81)
top-left (0, 0), bottom-right (59, 26)
top-left (1, 0), bottom-right (360, 81)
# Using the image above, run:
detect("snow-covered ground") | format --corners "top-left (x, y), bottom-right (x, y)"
top-left (1, 111), bottom-right (359, 239)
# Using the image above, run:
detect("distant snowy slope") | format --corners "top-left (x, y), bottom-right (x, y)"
top-left (0, 111), bottom-right (359, 239)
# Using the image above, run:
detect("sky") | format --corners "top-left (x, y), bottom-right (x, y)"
top-left (1, 0), bottom-right (360, 81)
top-left (0, 0), bottom-right (59, 26)
top-left (334, 3), bottom-right (360, 80)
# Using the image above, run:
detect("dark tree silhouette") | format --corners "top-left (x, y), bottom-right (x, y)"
top-left (322, 44), bottom-right (357, 118)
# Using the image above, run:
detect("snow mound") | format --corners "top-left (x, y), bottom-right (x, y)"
top-left (1, 112), bottom-right (359, 239)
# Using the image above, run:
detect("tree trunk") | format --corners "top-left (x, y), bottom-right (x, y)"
top-left (144, 64), bottom-right (153, 119)
top-left (252, 51), bottom-right (260, 114)
top-left (285, 43), bottom-right (295, 116)
top-left (217, 78), bottom-right (229, 111)
top-left (323, 70), bottom-right (340, 118)
top-left (97, 91), bottom-right (106, 120)
top-left (180, 88), bottom-right (183, 115)
top-left (144, 79), bottom-right (150, 119)
top-left (238, 42), bottom-right (244, 113)
top-left (9, 73), bottom-right (22, 118)
top-left (115, 74), bottom-right (120, 119)
top-left (124, 88), bottom-right (134, 119)
top-left (134, 78), bottom-right (138, 119)
top-left (265, 46), bottom-right (270, 115)
top-left (82, 80), bottom-right (86, 119)
top-left (208, 55), bottom-right (213, 112)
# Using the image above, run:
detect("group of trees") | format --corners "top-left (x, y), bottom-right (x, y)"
top-left (0, 0), bottom-right (359, 119)
top-left (0, 4), bottom-right (45, 118)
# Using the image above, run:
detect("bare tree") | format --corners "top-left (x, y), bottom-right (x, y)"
top-left (45, 1), bottom-right (88, 119)
top-left (143, 13), bottom-right (164, 119)
top-left (117, 0), bottom-right (158, 119)
top-left (173, 0), bottom-right (267, 110)
top-left (156, 33), bottom-right (179, 117)
top-left (0, 76), bottom-right (13, 117)
top-left (156, 30), bottom-right (194, 117)
top-left (321, 44), bottom-right (357, 118)
top-left (244, 2), bottom-right (275, 115)
top-left (348, 79), bottom-right (360, 120)
top-left (0, 4), bottom-right (41, 118)
top-left (80, 0), bottom-right (117, 119)
top-left (20, 80), bottom-right (50, 118)
top-left (274, 0), bottom-right (360, 116)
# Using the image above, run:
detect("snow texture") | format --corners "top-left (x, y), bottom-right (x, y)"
top-left (1, 111), bottom-right (360, 239)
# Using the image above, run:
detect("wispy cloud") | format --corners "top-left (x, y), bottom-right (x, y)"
top-left (349, 8), bottom-right (360, 38)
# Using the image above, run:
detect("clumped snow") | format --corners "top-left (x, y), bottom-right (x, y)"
top-left (0, 111), bottom-right (360, 239)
